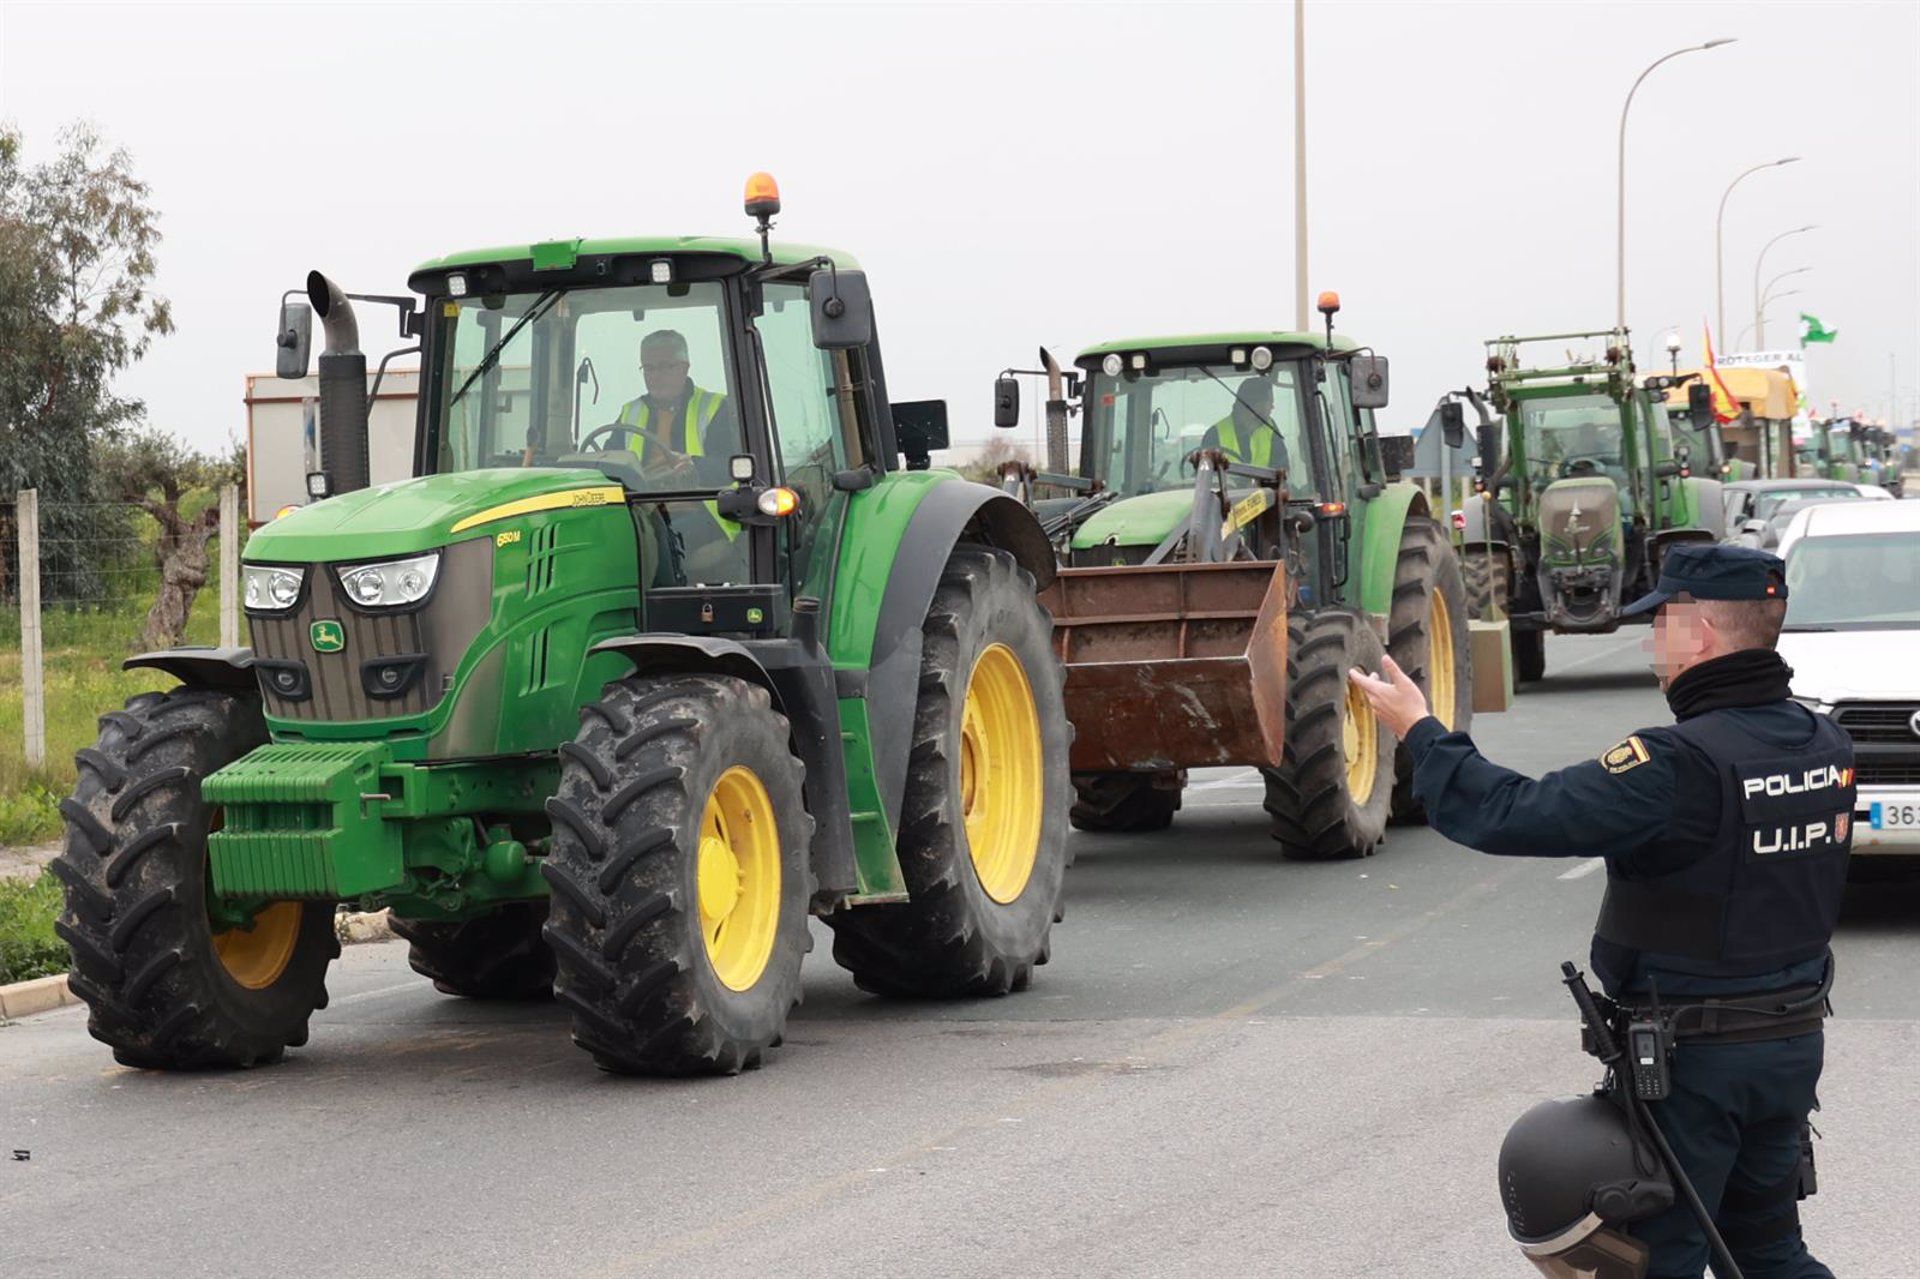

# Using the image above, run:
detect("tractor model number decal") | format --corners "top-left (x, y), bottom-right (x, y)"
top-left (1220, 489), bottom-right (1275, 540)
top-left (496, 529), bottom-right (522, 548)
top-left (310, 620), bottom-right (346, 654)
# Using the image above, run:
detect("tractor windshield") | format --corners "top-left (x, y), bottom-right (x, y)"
top-left (428, 282), bottom-right (744, 494)
top-left (1518, 394), bottom-right (1631, 501)
top-left (1084, 363), bottom-right (1317, 497)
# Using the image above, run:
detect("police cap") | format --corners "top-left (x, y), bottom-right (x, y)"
top-left (1621, 544), bottom-right (1787, 617)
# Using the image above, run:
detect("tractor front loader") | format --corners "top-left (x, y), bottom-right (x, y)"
top-left (55, 176), bottom-right (1070, 1077)
top-left (996, 296), bottom-right (1483, 854)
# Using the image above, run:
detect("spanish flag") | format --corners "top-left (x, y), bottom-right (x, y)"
top-left (1703, 323), bottom-right (1739, 424)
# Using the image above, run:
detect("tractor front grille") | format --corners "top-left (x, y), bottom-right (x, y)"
top-left (247, 537), bottom-right (493, 723)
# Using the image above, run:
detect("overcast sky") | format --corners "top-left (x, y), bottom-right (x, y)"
top-left (3, 0), bottom-right (1915, 459)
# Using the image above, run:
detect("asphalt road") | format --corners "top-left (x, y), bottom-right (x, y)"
top-left (3, 632), bottom-right (1914, 1277)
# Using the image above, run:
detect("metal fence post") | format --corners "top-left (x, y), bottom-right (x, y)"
top-left (18, 488), bottom-right (46, 768)
top-left (219, 483), bottom-right (240, 648)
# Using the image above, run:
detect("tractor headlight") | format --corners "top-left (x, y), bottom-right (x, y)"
top-left (337, 553), bottom-right (439, 609)
top-left (243, 564), bottom-right (305, 612)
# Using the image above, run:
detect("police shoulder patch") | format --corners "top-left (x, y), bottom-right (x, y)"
top-left (1601, 735), bottom-right (1652, 774)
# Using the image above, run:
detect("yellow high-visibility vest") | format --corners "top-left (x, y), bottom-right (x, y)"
top-left (615, 387), bottom-right (740, 541)
top-left (1212, 416), bottom-right (1276, 468)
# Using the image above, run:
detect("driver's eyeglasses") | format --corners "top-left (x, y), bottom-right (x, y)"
top-left (642, 360), bottom-right (689, 373)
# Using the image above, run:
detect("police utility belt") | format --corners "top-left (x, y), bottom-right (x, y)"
top-left (1585, 957), bottom-right (1833, 1107)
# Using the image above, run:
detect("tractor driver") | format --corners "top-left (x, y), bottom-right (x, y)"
top-left (604, 329), bottom-right (747, 583)
top-left (609, 329), bottom-right (737, 481)
top-left (1202, 376), bottom-right (1290, 475)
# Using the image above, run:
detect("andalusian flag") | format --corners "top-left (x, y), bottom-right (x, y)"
top-left (1799, 313), bottom-right (1838, 346)
top-left (1702, 323), bottom-right (1739, 424)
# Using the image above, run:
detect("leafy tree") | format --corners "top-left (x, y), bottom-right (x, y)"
top-left (98, 430), bottom-right (244, 650)
top-left (0, 123), bottom-right (172, 602)
top-left (954, 435), bottom-right (1033, 486)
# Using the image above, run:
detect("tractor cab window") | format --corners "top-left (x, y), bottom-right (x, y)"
top-left (1517, 394), bottom-right (1633, 512)
top-left (1086, 363), bottom-right (1315, 497)
top-left (431, 282), bottom-right (744, 497)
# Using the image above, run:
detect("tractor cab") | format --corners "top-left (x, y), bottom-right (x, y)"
top-left (998, 312), bottom-right (1394, 611)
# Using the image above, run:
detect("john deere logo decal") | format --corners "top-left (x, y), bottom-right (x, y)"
top-left (310, 620), bottom-right (345, 654)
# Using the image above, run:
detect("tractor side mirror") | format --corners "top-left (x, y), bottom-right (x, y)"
top-left (1439, 400), bottom-right (1466, 450)
top-left (1378, 434), bottom-right (1415, 478)
top-left (809, 268), bottom-right (874, 350)
top-left (276, 301), bottom-right (313, 379)
top-left (993, 376), bottom-right (1020, 429)
top-left (1687, 381), bottom-right (1713, 430)
top-left (1349, 354), bottom-right (1390, 410)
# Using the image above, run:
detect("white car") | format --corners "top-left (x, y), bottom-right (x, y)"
top-left (1777, 500), bottom-right (1920, 853)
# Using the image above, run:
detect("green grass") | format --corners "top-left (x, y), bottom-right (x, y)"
top-left (0, 580), bottom-right (227, 844)
top-left (0, 869), bottom-right (66, 985)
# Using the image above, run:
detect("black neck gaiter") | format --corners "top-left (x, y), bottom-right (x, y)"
top-left (1665, 648), bottom-right (1794, 721)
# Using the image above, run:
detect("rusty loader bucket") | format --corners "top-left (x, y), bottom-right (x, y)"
top-left (1039, 560), bottom-right (1289, 772)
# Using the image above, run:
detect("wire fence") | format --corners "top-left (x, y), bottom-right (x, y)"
top-left (2, 489), bottom-right (242, 842)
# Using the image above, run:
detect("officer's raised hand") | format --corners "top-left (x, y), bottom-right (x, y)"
top-left (1347, 654), bottom-right (1429, 739)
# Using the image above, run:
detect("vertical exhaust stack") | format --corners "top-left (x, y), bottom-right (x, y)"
top-left (1040, 347), bottom-right (1070, 475)
top-left (307, 271), bottom-right (371, 496)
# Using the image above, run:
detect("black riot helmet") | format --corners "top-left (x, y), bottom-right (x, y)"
top-left (1498, 1094), bottom-right (1674, 1279)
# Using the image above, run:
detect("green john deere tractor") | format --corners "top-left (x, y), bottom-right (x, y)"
top-left (54, 177), bottom-right (1070, 1076)
top-left (1456, 329), bottom-right (1721, 683)
top-left (994, 297), bottom-right (1478, 854)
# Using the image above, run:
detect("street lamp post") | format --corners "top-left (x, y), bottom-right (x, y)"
top-left (1617, 39), bottom-right (1736, 331)
top-left (1737, 290), bottom-right (1802, 350)
top-left (1753, 225), bottom-right (1816, 347)
top-left (1717, 156), bottom-right (1800, 342)
top-left (1294, 0), bottom-right (1308, 331)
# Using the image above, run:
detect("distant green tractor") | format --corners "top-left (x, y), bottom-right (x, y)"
top-left (995, 296), bottom-right (1477, 854)
top-left (1457, 329), bottom-right (1721, 682)
top-left (55, 176), bottom-right (1070, 1076)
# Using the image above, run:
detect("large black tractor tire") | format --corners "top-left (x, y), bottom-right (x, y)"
top-left (1512, 627), bottom-right (1547, 683)
top-left (391, 902), bottom-right (555, 1000)
top-left (1263, 610), bottom-right (1395, 860)
top-left (1461, 547), bottom-right (1511, 623)
top-left (1069, 770), bottom-right (1183, 833)
top-left (54, 688), bottom-right (337, 1069)
top-left (1387, 519), bottom-right (1474, 824)
top-left (542, 674), bottom-right (813, 1076)
top-left (828, 544), bottom-right (1070, 998)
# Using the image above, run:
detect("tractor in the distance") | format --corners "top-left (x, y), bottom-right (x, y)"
top-left (1456, 329), bottom-right (1722, 683)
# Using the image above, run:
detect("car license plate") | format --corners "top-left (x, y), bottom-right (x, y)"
top-left (1869, 802), bottom-right (1920, 831)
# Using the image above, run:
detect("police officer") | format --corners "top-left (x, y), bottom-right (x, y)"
top-left (1201, 375), bottom-right (1290, 473)
top-left (1350, 544), bottom-right (1850, 1279)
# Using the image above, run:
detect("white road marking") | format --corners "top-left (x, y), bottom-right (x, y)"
top-left (1558, 857), bottom-right (1606, 881)
top-left (325, 980), bottom-right (424, 1009)
top-left (1190, 770), bottom-right (1261, 791)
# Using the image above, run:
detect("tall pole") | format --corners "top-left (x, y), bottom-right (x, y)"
top-left (1293, 0), bottom-right (1308, 331)
top-left (1752, 224), bottom-right (1816, 347)
top-left (1737, 291), bottom-right (1800, 350)
top-left (1616, 39), bottom-right (1735, 331)
top-left (1717, 156), bottom-right (1800, 343)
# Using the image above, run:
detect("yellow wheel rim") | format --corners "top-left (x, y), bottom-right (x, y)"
top-left (697, 765), bottom-right (782, 992)
top-left (213, 901), bottom-right (303, 991)
top-left (1429, 588), bottom-right (1458, 731)
top-left (960, 643), bottom-right (1045, 904)
top-left (1343, 679), bottom-right (1380, 804)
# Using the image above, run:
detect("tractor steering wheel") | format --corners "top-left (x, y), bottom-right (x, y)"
top-left (579, 422), bottom-right (643, 453)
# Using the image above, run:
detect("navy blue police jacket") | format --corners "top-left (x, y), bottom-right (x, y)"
top-left (1402, 649), bottom-right (1852, 999)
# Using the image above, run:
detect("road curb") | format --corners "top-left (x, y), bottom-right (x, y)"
top-left (0, 910), bottom-right (397, 1023)
top-left (0, 973), bottom-right (77, 1021)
